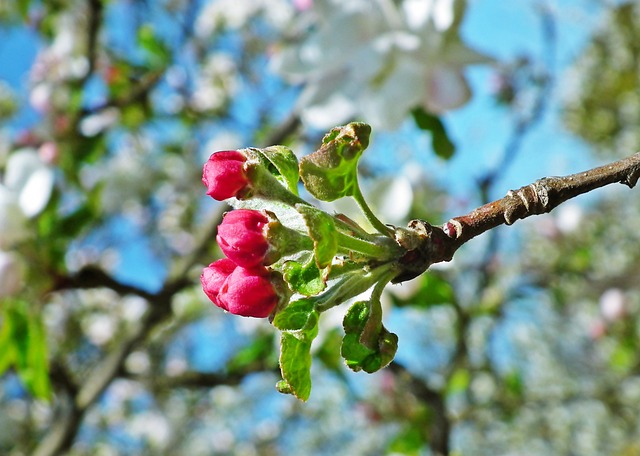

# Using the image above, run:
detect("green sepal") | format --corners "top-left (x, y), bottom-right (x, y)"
top-left (299, 122), bottom-right (371, 201)
top-left (341, 301), bottom-right (398, 373)
top-left (253, 145), bottom-right (300, 195)
top-left (296, 205), bottom-right (338, 268)
top-left (283, 257), bottom-right (326, 296)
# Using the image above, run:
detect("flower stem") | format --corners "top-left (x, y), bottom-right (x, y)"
top-left (352, 184), bottom-right (393, 236)
top-left (335, 231), bottom-right (398, 260)
top-left (315, 263), bottom-right (398, 313)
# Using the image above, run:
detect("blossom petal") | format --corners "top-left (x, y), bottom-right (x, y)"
top-left (19, 166), bottom-right (55, 217)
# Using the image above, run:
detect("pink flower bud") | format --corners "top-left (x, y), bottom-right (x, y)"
top-left (216, 209), bottom-right (269, 268)
top-left (217, 266), bottom-right (278, 318)
top-left (200, 258), bottom-right (236, 305)
top-left (202, 150), bottom-right (249, 201)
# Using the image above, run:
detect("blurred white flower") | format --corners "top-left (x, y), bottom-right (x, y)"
top-left (130, 412), bottom-right (171, 447)
top-left (599, 288), bottom-right (625, 322)
top-left (79, 107), bottom-right (120, 137)
top-left (0, 251), bottom-right (24, 298)
top-left (83, 314), bottom-right (116, 346)
top-left (4, 149), bottom-right (55, 218)
top-left (190, 54), bottom-right (239, 113)
top-left (195, 0), bottom-right (293, 38)
top-left (30, 12), bottom-right (89, 84)
top-left (271, 0), bottom-right (492, 130)
top-left (556, 203), bottom-right (583, 234)
top-left (0, 149), bottom-right (54, 248)
top-left (29, 83), bottom-right (52, 113)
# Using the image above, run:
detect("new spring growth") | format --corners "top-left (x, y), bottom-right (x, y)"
top-left (201, 123), bottom-right (435, 401)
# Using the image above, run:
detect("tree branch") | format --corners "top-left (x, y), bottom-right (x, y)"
top-left (397, 152), bottom-right (640, 280)
top-left (448, 152), bottom-right (640, 243)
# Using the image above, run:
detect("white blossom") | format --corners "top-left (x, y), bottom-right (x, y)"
top-left (599, 288), bottom-right (625, 322)
top-left (271, 0), bottom-right (492, 130)
top-left (195, 0), bottom-right (293, 38)
top-left (0, 149), bottom-right (54, 248)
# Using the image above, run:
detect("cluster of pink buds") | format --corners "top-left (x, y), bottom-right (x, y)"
top-left (199, 124), bottom-right (414, 399)
top-left (200, 150), bottom-right (303, 318)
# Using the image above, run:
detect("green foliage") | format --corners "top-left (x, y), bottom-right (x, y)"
top-left (137, 24), bottom-right (170, 68)
top-left (276, 333), bottom-right (315, 401)
top-left (226, 333), bottom-right (277, 374)
top-left (0, 300), bottom-right (51, 400)
top-left (412, 108), bottom-right (455, 160)
top-left (272, 299), bottom-right (318, 334)
top-left (273, 300), bottom-right (319, 401)
top-left (446, 368), bottom-right (470, 395)
top-left (563, 3), bottom-right (640, 155)
top-left (391, 272), bottom-right (455, 308)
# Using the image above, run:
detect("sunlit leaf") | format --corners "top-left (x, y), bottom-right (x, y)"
top-left (299, 122), bottom-right (370, 201)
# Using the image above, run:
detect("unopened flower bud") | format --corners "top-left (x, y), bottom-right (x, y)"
top-left (217, 266), bottom-right (278, 318)
top-left (200, 258), bottom-right (236, 304)
top-left (216, 209), bottom-right (269, 268)
top-left (202, 150), bottom-right (249, 201)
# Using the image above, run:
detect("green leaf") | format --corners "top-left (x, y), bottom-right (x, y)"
top-left (299, 122), bottom-right (371, 201)
top-left (503, 370), bottom-right (524, 398)
top-left (296, 205), bottom-right (338, 268)
top-left (226, 333), bottom-right (276, 373)
top-left (391, 273), bottom-right (455, 308)
top-left (17, 0), bottom-right (32, 20)
top-left (388, 427), bottom-right (424, 455)
top-left (412, 108), bottom-right (455, 160)
top-left (277, 332), bottom-right (314, 401)
top-left (0, 301), bottom-right (16, 374)
top-left (447, 368), bottom-right (470, 395)
top-left (275, 301), bottom-right (320, 401)
top-left (0, 300), bottom-right (51, 400)
top-left (341, 301), bottom-right (398, 373)
top-left (254, 146), bottom-right (300, 195)
top-left (23, 313), bottom-right (51, 399)
top-left (272, 299), bottom-right (318, 335)
top-left (137, 24), bottom-right (170, 67)
top-left (283, 258), bottom-right (326, 296)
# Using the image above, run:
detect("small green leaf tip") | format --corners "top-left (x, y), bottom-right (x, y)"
top-left (299, 122), bottom-right (371, 201)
